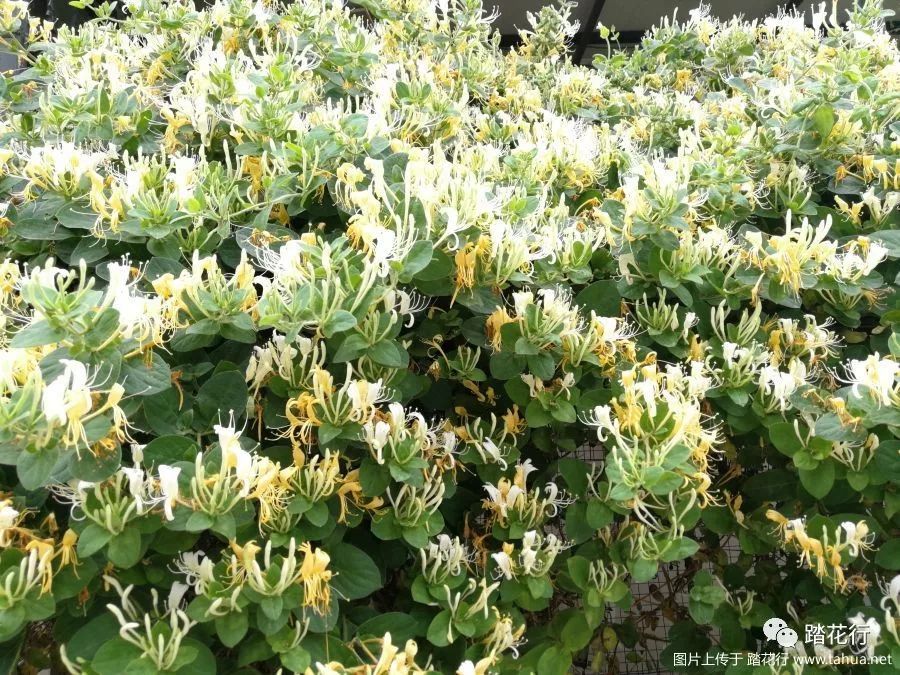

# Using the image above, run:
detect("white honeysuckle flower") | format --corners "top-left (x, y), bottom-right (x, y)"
top-left (839, 521), bottom-right (874, 558)
top-left (167, 581), bottom-right (190, 610)
top-left (167, 156), bottom-right (198, 207)
top-left (386, 402), bottom-right (405, 423)
top-left (215, 419), bottom-right (256, 496)
top-left (491, 549), bottom-right (515, 580)
top-left (75, 480), bottom-right (95, 495)
top-left (384, 288), bottom-right (429, 327)
top-left (346, 377), bottom-right (387, 417)
top-left (682, 312), bottom-right (698, 340)
top-left (844, 354), bottom-right (900, 406)
top-left (0, 348), bottom-right (36, 395)
top-left (363, 420), bottom-right (391, 464)
top-left (883, 575), bottom-right (900, 609)
top-left (120, 466), bottom-right (150, 514)
top-left (420, 535), bottom-right (471, 584)
top-left (131, 443), bottom-right (146, 465)
top-left (483, 611), bottom-right (526, 658)
top-left (480, 439), bottom-right (507, 469)
top-left (759, 359), bottom-right (809, 411)
top-left (847, 613), bottom-right (881, 659)
top-left (880, 575), bottom-right (900, 643)
top-left (171, 550), bottom-right (211, 593)
top-left (105, 575), bottom-right (197, 671)
top-left (511, 291), bottom-right (533, 318)
top-left (22, 142), bottom-right (109, 197)
top-left (157, 465), bottom-right (181, 521)
top-left (813, 643), bottom-right (834, 662)
top-left (0, 501), bottom-right (20, 547)
top-left (42, 359), bottom-right (92, 425)
top-left (585, 403), bottom-right (617, 443)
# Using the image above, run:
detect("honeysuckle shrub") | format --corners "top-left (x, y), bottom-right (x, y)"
top-left (0, 0), bottom-right (898, 672)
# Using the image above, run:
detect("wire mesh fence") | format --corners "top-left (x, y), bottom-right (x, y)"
top-left (566, 442), bottom-right (744, 675)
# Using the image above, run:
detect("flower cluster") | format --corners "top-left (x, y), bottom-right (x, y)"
top-left (0, 0), bottom-right (898, 673)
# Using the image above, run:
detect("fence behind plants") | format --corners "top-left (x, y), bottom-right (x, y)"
top-left (568, 440), bottom-right (747, 675)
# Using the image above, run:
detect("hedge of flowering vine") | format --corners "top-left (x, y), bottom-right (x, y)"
top-left (0, 0), bottom-right (898, 672)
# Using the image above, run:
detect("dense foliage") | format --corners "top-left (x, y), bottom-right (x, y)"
top-left (0, 0), bottom-right (898, 673)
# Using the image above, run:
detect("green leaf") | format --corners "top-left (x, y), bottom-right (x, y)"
top-left (490, 352), bottom-right (524, 380)
top-left (122, 659), bottom-right (159, 675)
top-left (811, 104), bottom-right (835, 140)
top-left (565, 502), bottom-right (594, 544)
top-left (661, 537), bottom-right (700, 562)
top-left (798, 461), bottom-right (834, 499)
top-left (769, 422), bottom-right (799, 457)
top-left (70, 444), bottom-right (121, 482)
top-left (90, 638), bottom-right (143, 674)
top-left (107, 528), bottom-right (143, 568)
top-left (77, 523), bottom-right (113, 557)
top-left (10, 321), bottom-right (66, 348)
top-left (426, 610), bottom-right (453, 647)
top-left (279, 647), bottom-right (311, 673)
top-left (872, 231), bottom-right (900, 258)
top-left (567, 556), bottom-right (590, 587)
top-left (304, 501), bottom-right (330, 527)
top-left (237, 634), bottom-right (276, 667)
top-left (212, 513), bottom-right (237, 539)
top-left (333, 334), bottom-right (369, 362)
top-left (371, 513), bottom-right (401, 540)
top-left (196, 371), bottom-right (248, 425)
top-left (875, 538), bottom-right (900, 571)
top-left (525, 399), bottom-right (553, 428)
top-left (120, 353), bottom-right (172, 396)
top-left (814, 413), bottom-right (865, 443)
top-left (557, 458), bottom-right (589, 495)
top-left (53, 558), bottom-right (97, 599)
top-left (742, 469), bottom-right (796, 504)
top-left (142, 436), bottom-right (197, 467)
top-left (186, 511), bottom-right (215, 532)
top-left (220, 313), bottom-right (257, 342)
top-left (17, 447), bottom-right (61, 491)
top-left (329, 543), bottom-right (382, 600)
top-left (81, 309), bottom-right (121, 350)
top-left (358, 456), bottom-right (391, 496)
top-left (537, 646), bottom-right (572, 675)
top-left (175, 639), bottom-right (215, 675)
top-left (0, 605), bottom-right (25, 644)
top-left (514, 337), bottom-right (540, 355)
top-left (369, 340), bottom-right (408, 368)
top-left (793, 450), bottom-right (818, 471)
top-left (170, 328), bottom-right (216, 352)
top-left (586, 499), bottom-right (613, 529)
top-left (401, 525), bottom-right (430, 548)
top-left (301, 634), bottom-right (356, 668)
top-left (317, 423), bottom-right (343, 446)
top-left (575, 279), bottom-right (620, 316)
top-left (322, 310), bottom-right (357, 337)
top-left (142, 388), bottom-right (183, 436)
top-left (0, 633), bottom-right (24, 673)
top-left (644, 468), bottom-right (683, 495)
top-left (56, 203), bottom-right (98, 230)
top-left (549, 400), bottom-right (577, 423)
top-left (560, 610), bottom-right (593, 651)
top-left (526, 352), bottom-right (556, 380)
top-left (260, 596), bottom-right (284, 620)
top-left (357, 613), bottom-right (421, 643)
top-left (629, 558), bottom-right (658, 583)
top-left (401, 240), bottom-right (433, 278)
